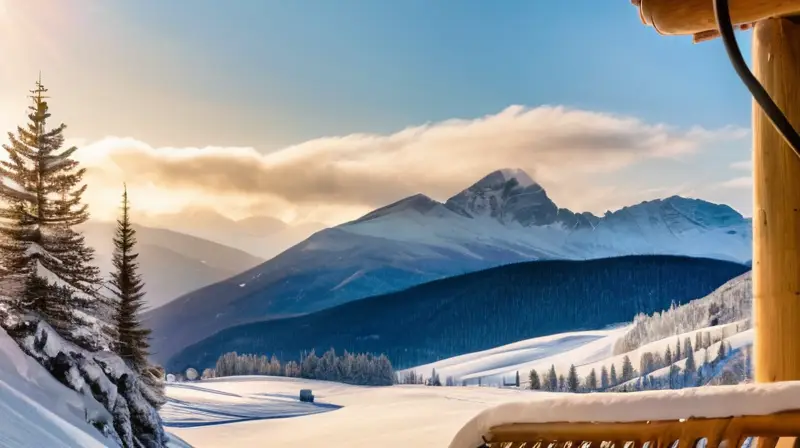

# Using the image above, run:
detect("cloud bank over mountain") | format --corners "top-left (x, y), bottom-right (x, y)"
top-left (68, 105), bottom-right (748, 225)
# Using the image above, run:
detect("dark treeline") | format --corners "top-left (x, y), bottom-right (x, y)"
top-left (206, 349), bottom-right (396, 386)
top-left (168, 255), bottom-right (748, 372)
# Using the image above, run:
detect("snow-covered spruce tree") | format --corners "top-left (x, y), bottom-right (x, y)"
top-left (110, 186), bottom-right (149, 366)
top-left (600, 365), bottom-right (609, 389)
top-left (109, 186), bottom-right (166, 408)
top-left (0, 79), bottom-right (106, 347)
top-left (0, 81), bottom-right (167, 447)
top-left (567, 364), bottom-right (579, 393)
top-left (585, 368), bottom-right (598, 391)
top-left (529, 369), bottom-right (541, 390)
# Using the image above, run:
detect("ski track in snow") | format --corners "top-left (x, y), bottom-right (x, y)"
top-left (161, 380), bottom-right (342, 428)
top-left (160, 331), bottom-right (627, 446)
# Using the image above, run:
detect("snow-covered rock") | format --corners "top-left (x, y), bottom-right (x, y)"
top-left (0, 325), bottom-right (112, 448)
top-left (6, 318), bottom-right (168, 448)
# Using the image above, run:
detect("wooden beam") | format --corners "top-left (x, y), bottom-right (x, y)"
top-left (753, 18), bottom-right (800, 385)
top-left (637, 0), bottom-right (800, 36)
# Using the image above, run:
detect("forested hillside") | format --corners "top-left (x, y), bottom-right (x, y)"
top-left (168, 255), bottom-right (748, 372)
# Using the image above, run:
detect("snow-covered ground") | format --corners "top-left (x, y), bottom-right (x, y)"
top-left (160, 275), bottom-right (755, 448)
top-left (163, 376), bottom-right (556, 447)
top-left (0, 326), bottom-right (192, 448)
top-left (402, 325), bottom-right (630, 385)
top-left (0, 328), bottom-right (110, 448)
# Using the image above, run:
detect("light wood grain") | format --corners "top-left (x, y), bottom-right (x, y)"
top-left (635, 0), bottom-right (800, 36)
top-left (482, 412), bottom-right (800, 447)
top-left (752, 17), bottom-right (800, 385)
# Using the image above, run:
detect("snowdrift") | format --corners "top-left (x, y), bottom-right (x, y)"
top-left (0, 326), bottom-right (111, 448)
top-left (3, 319), bottom-right (169, 447)
top-left (449, 382), bottom-right (800, 448)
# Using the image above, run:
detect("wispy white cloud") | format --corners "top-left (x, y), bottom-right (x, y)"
top-left (729, 159), bottom-right (752, 171)
top-left (716, 176), bottom-right (752, 189)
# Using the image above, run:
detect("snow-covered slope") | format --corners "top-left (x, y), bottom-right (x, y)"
top-left (403, 270), bottom-right (752, 387)
top-left (0, 327), bottom-right (111, 448)
top-left (401, 327), bottom-right (630, 386)
top-left (616, 271), bottom-right (751, 354)
top-left (146, 168), bottom-right (751, 365)
top-left (163, 376), bottom-right (551, 448)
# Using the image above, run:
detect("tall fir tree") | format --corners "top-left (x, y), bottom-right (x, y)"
top-left (110, 185), bottom-right (150, 370)
top-left (585, 368), bottom-right (598, 391)
top-left (0, 79), bottom-right (102, 343)
top-left (109, 186), bottom-right (166, 408)
top-left (621, 355), bottom-right (634, 382)
top-left (600, 365), bottom-right (610, 389)
top-left (547, 365), bottom-right (558, 391)
top-left (610, 364), bottom-right (618, 385)
top-left (528, 370), bottom-right (541, 390)
top-left (567, 364), bottom-right (579, 392)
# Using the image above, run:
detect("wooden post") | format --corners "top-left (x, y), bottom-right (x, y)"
top-left (753, 18), bottom-right (800, 385)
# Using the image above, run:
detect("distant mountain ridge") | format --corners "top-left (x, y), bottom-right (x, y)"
top-left (165, 255), bottom-right (749, 372)
top-left (145, 168), bottom-right (752, 364)
top-left (138, 207), bottom-right (325, 260)
top-left (80, 221), bottom-right (264, 309)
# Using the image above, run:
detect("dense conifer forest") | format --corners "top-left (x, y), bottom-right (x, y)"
top-left (168, 255), bottom-right (748, 372)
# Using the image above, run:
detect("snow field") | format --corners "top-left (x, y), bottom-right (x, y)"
top-left (163, 376), bottom-right (556, 448)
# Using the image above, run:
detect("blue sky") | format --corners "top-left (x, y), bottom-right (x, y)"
top-left (0, 0), bottom-right (753, 223)
top-left (112, 0), bottom-right (752, 145)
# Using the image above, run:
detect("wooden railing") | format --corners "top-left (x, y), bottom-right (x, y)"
top-left (449, 384), bottom-right (800, 448)
top-left (483, 413), bottom-right (800, 448)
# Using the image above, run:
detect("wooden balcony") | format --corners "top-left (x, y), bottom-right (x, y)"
top-left (449, 383), bottom-right (800, 448)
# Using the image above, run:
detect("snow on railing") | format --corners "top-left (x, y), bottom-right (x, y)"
top-left (449, 382), bottom-right (800, 448)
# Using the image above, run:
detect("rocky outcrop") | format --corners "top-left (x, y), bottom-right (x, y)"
top-left (7, 319), bottom-right (168, 448)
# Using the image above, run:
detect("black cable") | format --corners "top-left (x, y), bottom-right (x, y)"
top-left (713, 0), bottom-right (800, 157)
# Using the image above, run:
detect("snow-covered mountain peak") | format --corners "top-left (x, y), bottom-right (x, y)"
top-left (498, 168), bottom-right (535, 188)
top-left (444, 169), bottom-right (558, 226)
top-left (350, 193), bottom-right (448, 224)
top-left (606, 195), bottom-right (747, 232)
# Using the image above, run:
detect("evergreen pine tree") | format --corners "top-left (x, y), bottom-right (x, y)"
top-left (610, 364), bottom-right (618, 385)
top-left (675, 338), bottom-right (682, 360)
top-left (600, 365), bottom-right (609, 389)
top-left (110, 186), bottom-right (150, 370)
top-left (683, 337), bottom-right (693, 361)
top-left (0, 79), bottom-right (103, 344)
top-left (109, 187), bottom-right (165, 408)
top-left (515, 371), bottom-right (520, 388)
top-left (664, 345), bottom-right (673, 366)
top-left (529, 370), bottom-right (541, 390)
top-left (585, 368), bottom-right (598, 391)
top-left (684, 339), bottom-right (697, 385)
top-left (621, 355), bottom-right (634, 382)
top-left (558, 374), bottom-right (566, 392)
top-left (547, 365), bottom-right (558, 391)
top-left (567, 364), bottom-right (579, 393)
